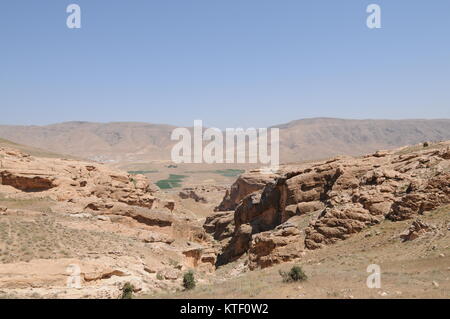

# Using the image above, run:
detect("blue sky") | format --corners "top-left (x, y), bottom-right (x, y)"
top-left (1, 0), bottom-right (449, 128)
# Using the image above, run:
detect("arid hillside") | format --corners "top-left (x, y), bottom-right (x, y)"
top-left (150, 205), bottom-right (449, 299)
top-left (0, 140), bottom-right (449, 299)
top-left (0, 146), bottom-right (218, 298)
top-left (0, 138), bottom-right (76, 160)
top-left (207, 140), bottom-right (450, 270)
top-left (0, 122), bottom-right (177, 163)
top-left (0, 118), bottom-right (449, 163)
top-left (188, 140), bottom-right (449, 299)
top-left (275, 118), bottom-right (450, 162)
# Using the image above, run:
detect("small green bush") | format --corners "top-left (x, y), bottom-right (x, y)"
top-left (279, 266), bottom-right (307, 283)
top-left (121, 282), bottom-right (134, 299)
top-left (183, 270), bottom-right (196, 290)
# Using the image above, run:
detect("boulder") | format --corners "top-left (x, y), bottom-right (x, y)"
top-left (215, 172), bottom-right (278, 211)
top-left (249, 223), bottom-right (303, 270)
top-left (400, 219), bottom-right (436, 242)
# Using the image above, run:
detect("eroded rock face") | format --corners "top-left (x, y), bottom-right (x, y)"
top-left (209, 141), bottom-right (450, 268)
top-left (203, 211), bottom-right (235, 240)
top-left (216, 224), bottom-right (253, 266)
top-left (387, 172), bottom-right (450, 221)
top-left (0, 172), bottom-right (55, 192)
top-left (0, 147), bottom-right (216, 298)
top-left (182, 246), bottom-right (217, 273)
top-left (0, 147), bottom-right (160, 209)
top-left (179, 188), bottom-right (207, 203)
top-left (215, 172), bottom-right (279, 211)
top-left (0, 256), bottom-right (153, 298)
top-left (248, 222), bottom-right (304, 270)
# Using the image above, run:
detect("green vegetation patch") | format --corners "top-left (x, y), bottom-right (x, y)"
top-left (184, 169), bottom-right (245, 178)
top-left (214, 169), bottom-right (245, 177)
top-left (183, 270), bottom-right (196, 290)
top-left (156, 174), bottom-right (187, 189)
top-left (128, 170), bottom-right (158, 175)
top-left (121, 282), bottom-right (135, 299)
top-left (279, 265), bottom-right (308, 283)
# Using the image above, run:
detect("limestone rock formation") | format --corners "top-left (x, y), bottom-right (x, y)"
top-left (179, 188), bottom-right (207, 203)
top-left (215, 171), bottom-right (278, 211)
top-left (248, 222), bottom-right (304, 270)
top-left (207, 141), bottom-right (450, 268)
top-left (203, 211), bottom-right (235, 240)
top-left (0, 147), bottom-right (214, 298)
top-left (399, 219), bottom-right (436, 242)
top-left (0, 256), bottom-right (168, 299)
top-left (0, 147), bottom-right (162, 209)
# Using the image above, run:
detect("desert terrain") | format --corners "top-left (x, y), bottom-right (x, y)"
top-left (1, 118), bottom-right (450, 164)
top-left (0, 124), bottom-right (449, 299)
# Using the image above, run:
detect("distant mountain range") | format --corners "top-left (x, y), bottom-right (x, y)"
top-left (0, 118), bottom-right (449, 163)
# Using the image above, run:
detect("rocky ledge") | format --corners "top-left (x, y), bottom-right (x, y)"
top-left (207, 141), bottom-right (450, 269)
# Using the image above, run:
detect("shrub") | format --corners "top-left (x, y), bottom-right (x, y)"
top-left (183, 270), bottom-right (196, 290)
top-left (121, 282), bottom-right (134, 299)
top-left (279, 266), bottom-right (307, 283)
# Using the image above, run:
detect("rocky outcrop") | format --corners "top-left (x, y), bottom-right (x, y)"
top-left (215, 171), bottom-right (278, 211)
top-left (0, 256), bottom-right (154, 298)
top-left (179, 188), bottom-right (207, 203)
top-left (182, 246), bottom-right (217, 272)
top-left (0, 147), bottom-right (218, 298)
top-left (216, 224), bottom-right (253, 266)
top-left (0, 171), bottom-right (55, 192)
top-left (141, 232), bottom-right (175, 244)
top-left (203, 211), bottom-right (235, 240)
top-left (400, 219), bottom-right (436, 242)
top-left (123, 208), bottom-right (174, 227)
top-left (209, 141), bottom-right (450, 268)
top-left (387, 172), bottom-right (450, 221)
top-left (248, 222), bottom-right (304, 270)
top-left (0, 147), bottom-right (160, 209)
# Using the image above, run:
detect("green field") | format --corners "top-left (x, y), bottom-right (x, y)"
top-left (128, 170), bottom-right (159, 175)
top-left (184, 169), bottom-right (245, 178)
top-left (156, 174), bottom-right (187, 189)
top-left (213, 169), bottom-right (245, 177)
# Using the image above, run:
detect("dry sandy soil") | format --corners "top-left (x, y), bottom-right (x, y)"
top-left (0, 138), bottom-right (449, 299)
top-left (147, 205), bottom-right (450, 299)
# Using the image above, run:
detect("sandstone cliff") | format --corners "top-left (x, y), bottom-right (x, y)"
top-left (208, 141), bottom-right (450, 269)
top-left (0, 147), bottom-right (215, 298)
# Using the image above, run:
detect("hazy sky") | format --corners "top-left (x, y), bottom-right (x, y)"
top-left (1, 1), bottom-right (449, 128)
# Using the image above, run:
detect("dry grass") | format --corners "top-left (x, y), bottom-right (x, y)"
top-left (145, 206), bottom-right (450, 299)
top-left (0, 195), bottom-right (54, 212)
top-left (393, 141), bottom-right (448, 156)
top-left (0, 138), bottom-right (76, 159)
top-left (0, 212), bottom-right (149, 263)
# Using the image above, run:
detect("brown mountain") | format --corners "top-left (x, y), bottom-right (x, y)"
top-left (0, 137), bottom-right (77, 159)
top-left (274, 118), bottom-right (450, 162)
top-left (0, 118), bottom-right (449, 163)
top-left (0, 122), bottom-right (177, 163)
